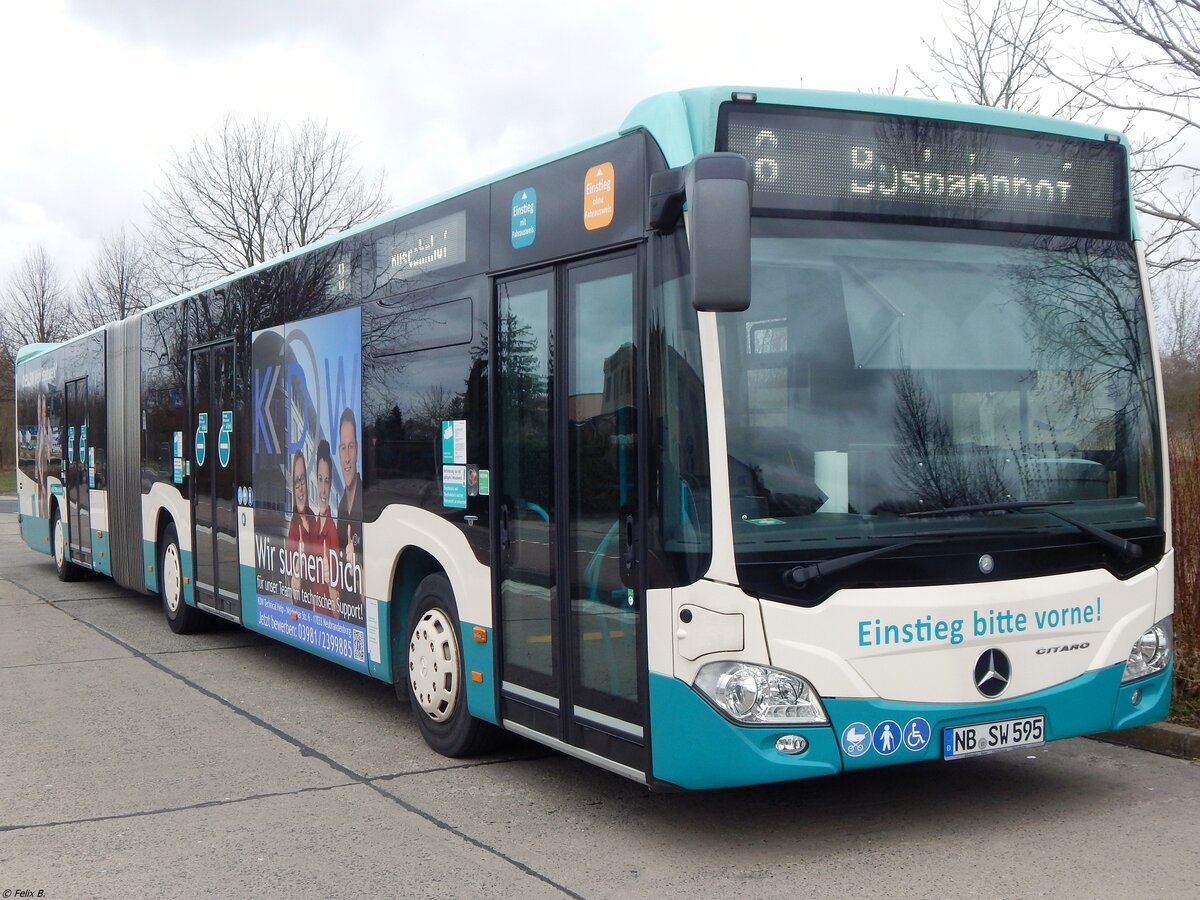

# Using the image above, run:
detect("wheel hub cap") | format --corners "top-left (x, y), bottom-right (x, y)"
top-left (409, 609), bottom-right (459, 722)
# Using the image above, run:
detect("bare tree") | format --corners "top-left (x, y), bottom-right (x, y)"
top-left (909, 0), bottom-right (1066, 111)
top-left (76, 226), bottom-right (156, 329)
top-left (1050, 1), bottom-right (1200, 269)
top-left (1153, 269), bottom-right (1200, 365)
top-left (0, 245), bottom-right (73, 355)
top-left (146, 115), bottom-right (389, 294)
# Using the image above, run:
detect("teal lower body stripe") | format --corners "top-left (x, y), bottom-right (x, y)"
top-left (649, 662), bottom-right (1172, 790)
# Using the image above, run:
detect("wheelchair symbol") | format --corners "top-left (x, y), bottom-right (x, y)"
top-left (903, 717), bottom-right (931, 752)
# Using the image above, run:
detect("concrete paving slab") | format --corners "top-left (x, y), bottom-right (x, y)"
top-left (0, 655), bottom-right (347, 829)
top-left (158, 639), bottom-right (542, 780)
top-left (0, 578), bottom-right (48, 607)
top-left (381, 735), bottom-right (1200, 898)
top-left (59, 591), bottom-right (272, 656)
top-left (0, 783), bottom-right (569, 900)
top-left (0, 601), bottom-right (133, 668)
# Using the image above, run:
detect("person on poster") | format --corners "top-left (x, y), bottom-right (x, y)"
top-left (336, 407), bottom-right (362, 605)
top-left (35, 392), bottom-right (51, 518)
top-left (311, 438), bottom-right (342, 618)
top-left (286, 450), bottom-right (315, 609)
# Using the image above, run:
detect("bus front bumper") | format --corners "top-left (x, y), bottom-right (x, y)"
top-left (648, 661), bottom-right (1172, 790)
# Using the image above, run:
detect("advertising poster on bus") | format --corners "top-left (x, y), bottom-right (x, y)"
top-left (15, 357), bottom-right (62, 521)
top-left (250, 306), bottom-right (367, 671)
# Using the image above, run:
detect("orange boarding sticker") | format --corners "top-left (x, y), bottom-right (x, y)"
top-left (583, 162), bottom-right (615, 230)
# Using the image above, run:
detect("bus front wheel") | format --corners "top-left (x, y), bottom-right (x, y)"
top-left (402, 573), bottom-right (498, 757)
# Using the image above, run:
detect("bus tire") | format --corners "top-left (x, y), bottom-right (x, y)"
top-left (52, 505), bottom-right (82, 582)
top-left (160, 523), bottom-right (203, 634)
top-left (402, 573), bottom-right (499, 757)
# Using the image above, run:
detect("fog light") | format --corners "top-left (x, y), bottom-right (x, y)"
top-left (1131, 688), bottom-right (1142, 705)
top-left (776, 734), bottom-right (808, 755)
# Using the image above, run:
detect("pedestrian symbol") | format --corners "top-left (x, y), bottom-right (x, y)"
top-left (872, 720), bottom-right (902, 756)
top-left (840, 722), bottom-right (870, 758)
top-left (903, 717), bottom-right (932, 752)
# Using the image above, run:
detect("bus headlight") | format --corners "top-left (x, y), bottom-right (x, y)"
top-left (693, 662), bottom-right (828, 725)
top-left (1121, 616), bottom-right (1173, 683)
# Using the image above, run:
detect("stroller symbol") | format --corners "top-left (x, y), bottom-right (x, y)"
top-left (842, 723), bottom-right (870, 757)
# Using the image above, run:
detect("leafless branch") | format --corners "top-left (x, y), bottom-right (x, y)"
top-left (75, 226), bottom-right (157, 329)
top-left (0, 245), bottom-right (73, 356)
top-left (145, 115), bottom-right (389, 295)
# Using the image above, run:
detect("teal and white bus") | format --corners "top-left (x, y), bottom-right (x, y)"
top-left (14, 87), bottom-right (1174, 789)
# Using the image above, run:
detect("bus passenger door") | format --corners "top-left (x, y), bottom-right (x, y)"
top-left (63, 377), bottom-right (92, 567)
top-left (495, 251), bottom-right (645, 775)
top-left (190, 340), bottom-right (241, 620)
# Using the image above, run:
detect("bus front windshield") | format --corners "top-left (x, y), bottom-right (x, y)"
top-left (717, 220), bottom-right (1162, 562)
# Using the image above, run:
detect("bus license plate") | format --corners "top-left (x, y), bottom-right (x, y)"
top-left (943, 715), bottom-right (1045, 760)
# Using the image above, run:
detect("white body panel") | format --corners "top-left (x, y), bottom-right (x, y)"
top-left (142, 482), bottom-right (191, 552)
top-left (762, 566), bottom-right (1159, 702)
top-left (362, 505), bottom-right (492, 628)
top-left (1156, 548), bottom-right (1175, 623)
top-left (237, 506), bottom-right (255, 571)
top-left (89, 489), bottom-right (108, 533)
top-left (668, 580), bottom-right (770, 684)
top-left (15, 469), bottom-right (38, 517)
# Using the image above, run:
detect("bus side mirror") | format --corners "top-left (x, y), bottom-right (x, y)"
top-left (650, 153), bottom-right (751, 313)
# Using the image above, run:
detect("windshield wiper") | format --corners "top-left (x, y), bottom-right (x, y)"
top-left (902, 501), bottom-right (1143, 563)
top-left (779, 525), bottom-right (1049, 588)
top-left (783, 539), bottom-right (925, 588)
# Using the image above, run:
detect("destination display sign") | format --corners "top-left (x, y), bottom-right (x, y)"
top-left (376, 210), bottom-right (467, 284)
top-left (718, 104), bottom-right (1128, 237)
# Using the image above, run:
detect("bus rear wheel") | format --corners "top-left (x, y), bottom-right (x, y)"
top-left (161, 523), bottom-right (203, 634)
top-left (52, 506), bottom-right (82, 582)
top-left (402, 574), bottom-right (499, 757)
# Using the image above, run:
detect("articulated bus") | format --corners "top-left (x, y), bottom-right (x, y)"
top-left (14, 88), bottom-right (1173, 789)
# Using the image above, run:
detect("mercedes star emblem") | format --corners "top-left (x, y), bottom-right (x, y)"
top-left (974, 648), bottom-right (1011, 698)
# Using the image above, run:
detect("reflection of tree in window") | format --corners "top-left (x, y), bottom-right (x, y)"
top-left (361, 286), bottom-right (485, 517)
top-left (1009, 240), bottom-right (1156, 510)
top-left (891, 365), bottom-right (1008, 511)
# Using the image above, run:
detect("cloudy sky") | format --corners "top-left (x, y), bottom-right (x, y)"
top-left (0, 0), bottom-right (1017, 285)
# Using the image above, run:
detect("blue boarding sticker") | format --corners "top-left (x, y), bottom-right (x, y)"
top-left (903, 717), bottom-right (931, 752)
top-left (511, 188), bottom-right (536, 248)
top-left (218, 427), bottom-right (231, 468)
top-left (196, 429), bottom-right (207, 467)
top-left (872, 720), bottom-right (902, 756)
top-left (840, 721), bottom-right (871, 758)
